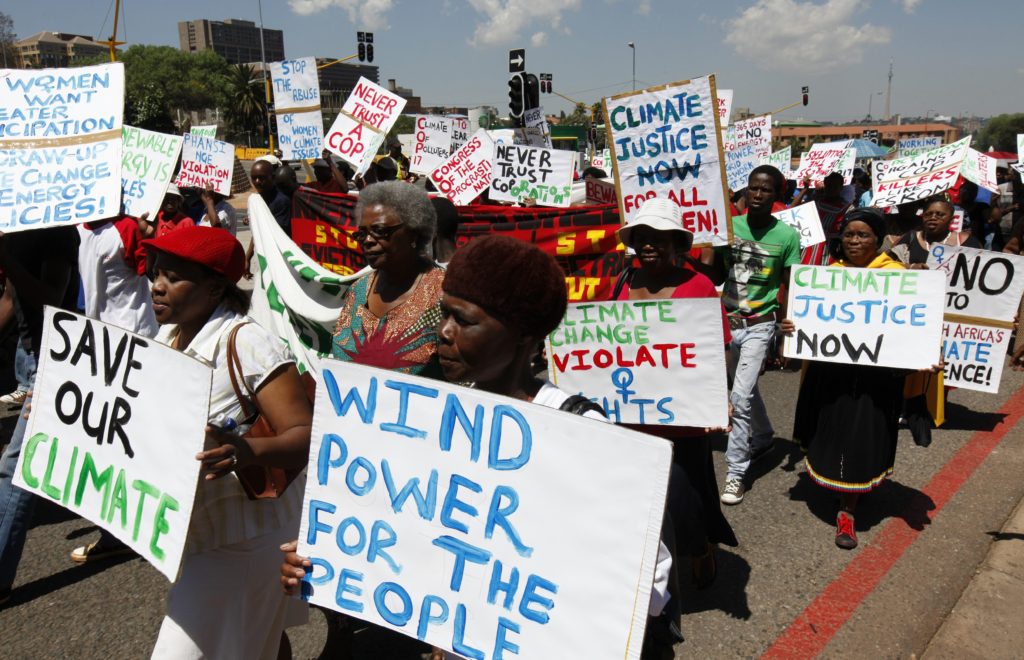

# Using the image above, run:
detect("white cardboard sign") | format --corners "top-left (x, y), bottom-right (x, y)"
top-left (297, 360), bottom-right (671, 659)
top-left (603, 75), bottom-right (731, 246)
top-left (547, 298), bottom-right (729, 428)
top-left (490, 144), bottom-right (574, 207)
top-left (174, 133), bottom-right (235, 196)
top-left (793, 140), bottom-right (853, 185)
top-left (960, 148), bottom-right (999, 192)
top-left (271, 58), bottom-right (324, 161)
top-left (783, 265), bottom-right (946, 370)
top-left (121, 125), bottom-right (183, 219)
top-left (585, 178), bottom-right (617, 205)
top-left (872, 137), bottom-right (972, 208)
top-left (766, 146), bottom-right (792, 179)
top-left (429, 129), bottom-right (495, 206)
top-left (898, 136), bottom-right (942, 158)
top-left (325, 77), bottom-right (406, 172)
top-left (410, 115), bottom-right (453, 176)
top-left (716, 89), bottom-right (734, 126)
top-left (773, 203), bottom-right (825, 249)
top-left (14, 308), bottom-right (211, 580)
top-left (0, 62), bottom-right (124, 231)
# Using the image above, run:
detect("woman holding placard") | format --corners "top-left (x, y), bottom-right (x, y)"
top-left (784, 208), bottom-right (942, 549)
top-left (143, 226), bottom-right (312, 659)
top-left (888, 197), bottom-right (980, 267)
top-left (613, 197), bottom-right (737, 589)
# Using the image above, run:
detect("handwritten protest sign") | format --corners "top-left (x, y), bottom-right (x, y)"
top-left (773, 203), bottom-right (825, 249)
top-left (190, 125), bottom-right (217, 138)
top-left (546, 299), bottom-right (728, 427)
top-left (585, 178), bottom-right (617, 205)
top-left (793, 140), bottom-right (853, 184)
top-left (960, 148), bottom-right (999, 192)
top-left (490, 144), bottom-right (574, 207)
top-left (927, 244), bottom-right (1024, 392)
top-left (834, 148), bottom-right (856, 185)
top-left (949, 207), bottom-right (965, 232)
top-left (298, 360), bottom-right (670, 658)
top-left (0, 62), bottom-right (124, 231)
top-left (449, 117), bottom-right (470, 153)
top-left (590, 148), bottom-right (612, 172)
top-left (783, 265), bottom-right (945, 370)
top-left (430, 129), bottom-right (494, 206)
top-left (121, 125), bottom-right (183, 219)
top-left (1018, 134), bottom-right (1024, 162)
top-left (603, 75), bottom-right (731, 246)
top-left (724, 115), bottom-right (771, 191)
top-left (270, 57), bottom-right (323, 161)
top-left (325, 77), bottom-right (406, 172)
top-left (410, 115), bottom-right (453, 176)
top-left (872, 137), bottom-right (972, 208)
top-left (766, 146), bottom-right (792, 179)
top-left (898, 136), bottom-right (942, 158)
top-left (522, 107), bottom-right (552, 148)
top-left (717, 89), bottom-right (733, 126)
top-left (14, 308), bottom-right (210, 580)
top-left (174, 133), bottom-right (234, 195)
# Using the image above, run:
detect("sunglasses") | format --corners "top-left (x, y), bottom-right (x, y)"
top-left (352, 222), bottom-right (405, 243)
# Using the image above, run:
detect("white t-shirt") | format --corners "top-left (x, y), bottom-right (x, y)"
top-left (78, 218), bottom-right (159, 337)
top-left (199, 200), bottom-right (238, 236)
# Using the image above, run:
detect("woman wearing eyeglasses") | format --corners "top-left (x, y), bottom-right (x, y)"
top-left (332, 181), bottom-right (445, 377)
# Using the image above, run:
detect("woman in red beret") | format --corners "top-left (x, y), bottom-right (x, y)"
top-left (142, 226), bottom-right (312, 659)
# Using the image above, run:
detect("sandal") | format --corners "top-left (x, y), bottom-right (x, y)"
top-left (70, 539), bottom-right (132, 564)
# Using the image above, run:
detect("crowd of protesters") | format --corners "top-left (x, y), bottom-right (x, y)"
top-left (0, 131), bottom-right (1022, 660)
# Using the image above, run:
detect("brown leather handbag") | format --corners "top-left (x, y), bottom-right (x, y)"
top-left (226, 323), bottom-right (315, 500)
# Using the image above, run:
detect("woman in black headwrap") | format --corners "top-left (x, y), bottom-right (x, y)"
top-left (782, 208), bottom-right (942, 550)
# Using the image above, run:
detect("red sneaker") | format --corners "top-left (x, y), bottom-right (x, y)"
top-left (835, 511), bottom-right (858, 549)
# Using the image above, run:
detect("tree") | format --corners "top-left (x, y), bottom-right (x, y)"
top-left (0, 11), bottom-right (16, 68)
top-left (561, 102), bottom-right (591, 127)
top-left (223, 63), bottom-right (267, 143)
top-left (975, 114), bottom-right (1024, 152)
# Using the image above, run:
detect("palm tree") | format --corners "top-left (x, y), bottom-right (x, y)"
top-left (224, 63), bottom-right (267, 144)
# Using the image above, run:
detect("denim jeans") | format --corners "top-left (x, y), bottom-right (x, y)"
top-left (0, 393), bottom-right (34, 590)
top-left (725, 323), bottom-right (776, 481)
top-left (13, 345), bottom-right (36, 392)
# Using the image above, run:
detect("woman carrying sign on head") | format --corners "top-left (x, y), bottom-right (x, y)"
top-left (282, 235), bottom-right (681, 658)
top-left (614, 198), bottom-right (738, 590)
top-left (142, 226), bottom-right (312, 659)
top-left (888, 196), bottom-right (981, 268)
top-left (780, 208), bottom-right (943, 550)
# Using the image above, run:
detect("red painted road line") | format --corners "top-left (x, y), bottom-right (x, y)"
top-left (762, 385), bottom-right (1024, 659)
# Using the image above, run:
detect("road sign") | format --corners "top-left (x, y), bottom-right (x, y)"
top-left (863, 129), bottom-right (879, 144)
top-left (509, 48), bottom-right (525, 73)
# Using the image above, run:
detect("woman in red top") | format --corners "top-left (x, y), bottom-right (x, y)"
top-left (615, 198), bottom-right (737, 589)
top-left (138, 185), bottom-right (195, 239)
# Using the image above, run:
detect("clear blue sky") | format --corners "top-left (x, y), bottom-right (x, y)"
top-left (8, 0), bottom-right (1023, 121)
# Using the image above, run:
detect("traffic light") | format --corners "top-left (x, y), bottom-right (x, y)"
top-left (802, 85), bottom-right (809, 106)
top-left (525, 73), bottom-right (540, 111)
top-left (357, 32), bottom-right (374, 63)
top-left (366, 44), bottom-right (374, 63)
top-left (508, 73), bottom-right (525, 119)
top-left (358, 43), bottom-right (366, 62)
top-left (540, 73), bottom-right (552, 94)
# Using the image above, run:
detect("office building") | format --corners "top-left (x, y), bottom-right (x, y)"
top-left (13, 32), bottom-right (107, 68)
top-left (178, 18), bottom-right (284, 64)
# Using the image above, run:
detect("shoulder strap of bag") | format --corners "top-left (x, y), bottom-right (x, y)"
top-left (226, 322), bottom-right (257, 419)
top-left (611, 265), bottom-right (634, 301)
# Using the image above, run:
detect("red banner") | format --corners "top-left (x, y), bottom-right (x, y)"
top-left (289, 188), bottom-right (625, 300)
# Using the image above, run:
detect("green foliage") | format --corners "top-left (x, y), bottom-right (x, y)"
top-left (561, 102), bottom-right (591, 127)
top-left (222, 63), bottom-right (267, 143)
top-left (0, 11), bottom-right (15, 68)
top-left (975, 114), bottom-right (1024, 152)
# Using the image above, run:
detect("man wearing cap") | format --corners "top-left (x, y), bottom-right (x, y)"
top-left (712, 165), bottom-right (801, 505)
top-left (138, 185), bottom-right (194, 239)
top-left (310, 150), bottom-right (348, 193)
top-left (386, 136), bottom-right (410, 179)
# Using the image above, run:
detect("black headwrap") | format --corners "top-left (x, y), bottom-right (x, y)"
top-left (830, 207), bottom-right (888, 261)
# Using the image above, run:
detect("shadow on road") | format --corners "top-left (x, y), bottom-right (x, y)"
top-left (787, 472), bottom-right (936, 534)
top-left (679, 547), bottom-right (752, 621)
top-left (28, 497), bottom-right (79, 530)
top-left (3, 552), bottom-right (138, 610)
top-left (986, 531), bottom-right (1024, 542)
top-left (940, 401), bottom-right (1006, 433)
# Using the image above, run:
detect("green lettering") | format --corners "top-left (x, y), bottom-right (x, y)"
top-left (62, 446), bottom-right (79, 506)
top-left (106, 469), bottom-right (129, 530)
top-left (75, 451), bottom-right (113, 519)
top-left (150, 493), bottom-right (180, 561)
top-left (633, 301), bottom-right (656, 322)
top-left (899, 272), bottom-right (917, 295)
top-left (597, 304), bottom-right (620, 323)
top-left (635, 326), bottom-right (650, 345)
top-left (656, 300), bottom-right (676, 323)
top-left (131, 479), bottom-right (160, 542)
top-left (595, 324), bottom-right (614, 343)
top-left (20, 432), bottom-right (49, 489)
top-left (41, 436), bottom-right (63, 500)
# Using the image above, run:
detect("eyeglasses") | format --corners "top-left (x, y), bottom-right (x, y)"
top-left (352, 222), bottom-right (405, 243)
top-left (841, 231), bottom-right (875, 240)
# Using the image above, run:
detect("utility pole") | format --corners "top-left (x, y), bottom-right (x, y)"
top-left (884, 59), bottom-right (893, 122)
top-left (258, 0), bottom-right (274, 152)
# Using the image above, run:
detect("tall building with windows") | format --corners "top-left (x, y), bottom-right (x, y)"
top-left (177, 18), bottom-right (283, 64)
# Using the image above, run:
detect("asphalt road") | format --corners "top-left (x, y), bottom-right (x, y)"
top-left (1, 364), bottom-right (1022, 659)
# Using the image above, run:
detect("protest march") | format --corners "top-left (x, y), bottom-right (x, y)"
top-left (1, 5), bottom-right (1024, 659)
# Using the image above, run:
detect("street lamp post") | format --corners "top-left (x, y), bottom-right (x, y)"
top-left (257, 0), bottom-right (274, 152)
top-left (628, 42), bottom-right (635, 91)
top-left (867, 91), bottom-right (883, 120)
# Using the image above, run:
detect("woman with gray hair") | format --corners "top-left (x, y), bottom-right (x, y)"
top-left (331, 180), bottom-right (444, 376)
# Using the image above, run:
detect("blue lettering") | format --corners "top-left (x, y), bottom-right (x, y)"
top-left (431, 535), bottom-right (492, 592)
top-left (380, 379), bottom-right (438, 438)
top-left (440, 474), bottom-right (481, 534)
top-left (373, 582), bottom-right (413, 627)
top-left (439, 393), bottom-right (485, 462)
top-left (317, 433), bottom-right (348, 486)
top-left (485, 485), bottom-right (533, 557)
top-left (488, 406), bottom-right (532, 471)
top-left (381, 459), bottom-right (438, 519)
top-left (324, 370), bottom-right (377, 423)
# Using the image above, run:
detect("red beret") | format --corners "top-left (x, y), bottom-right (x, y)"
top-left (142, 226), bottom-right (245, 282)
top-left (443, 235), bottom-right (568, 338)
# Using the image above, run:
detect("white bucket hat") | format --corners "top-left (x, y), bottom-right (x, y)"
top-left (617, 197), bottom-right (692, 247)
top-left (164, 183), bottom-right (183, 198)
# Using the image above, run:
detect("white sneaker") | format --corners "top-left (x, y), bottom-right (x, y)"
top-left (720, 479), bottom-right (745, 505)
top-left (0, 389), bottom-right (27, 419)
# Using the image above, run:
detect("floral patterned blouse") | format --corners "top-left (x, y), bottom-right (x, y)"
top-left (331, 267), bottom-right (445, 377)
